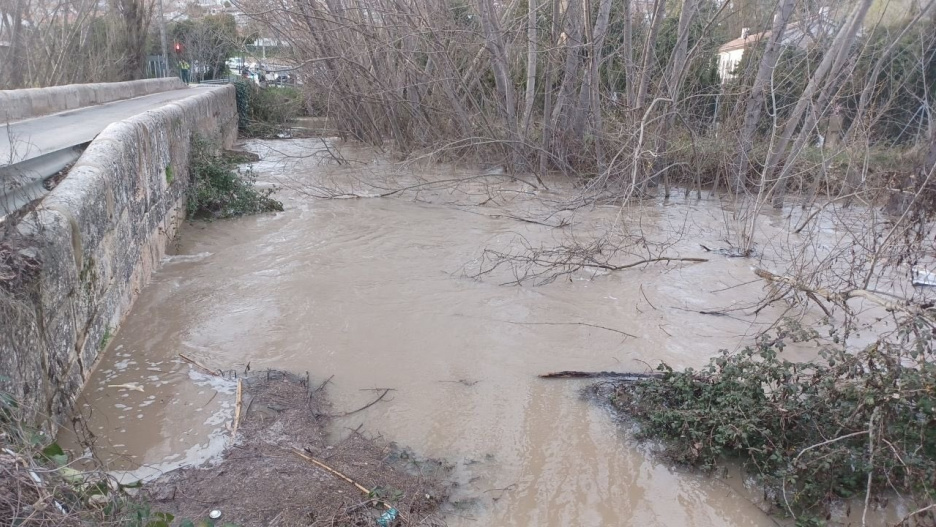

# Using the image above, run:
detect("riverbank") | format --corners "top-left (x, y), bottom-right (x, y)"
top-left (144, 370), bottom-right (448, 526)
top-left (1, 370), bottom-right (448, 526)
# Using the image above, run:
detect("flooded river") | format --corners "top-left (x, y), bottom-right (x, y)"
top-left (61, 139), bottom-right (896, 526)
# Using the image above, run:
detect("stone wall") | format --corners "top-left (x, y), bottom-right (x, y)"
top-left (0, 78), bottom-right (186, 122)
top-left (0, 85), bottom-right (237, 428)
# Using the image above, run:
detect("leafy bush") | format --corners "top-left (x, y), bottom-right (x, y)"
top-left (233, 80), bottom-right (304, 138)
top-left (186, 136), bottom-right (283, 219)
top-left (609, 321), bottom-right (936, 522)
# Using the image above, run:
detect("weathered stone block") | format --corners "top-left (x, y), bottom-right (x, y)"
top-left (43, 166), bottom-right (112, 270)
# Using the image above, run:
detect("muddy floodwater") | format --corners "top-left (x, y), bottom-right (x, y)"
top-left (61, 139), bottom-right (902, 526)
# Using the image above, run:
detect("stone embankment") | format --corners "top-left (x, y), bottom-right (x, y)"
top-left (0, 82), bottom-right (237, 428)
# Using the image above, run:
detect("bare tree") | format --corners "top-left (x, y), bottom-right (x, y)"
top-left (236, 0), bottom-right (936, 239)
top-left (0, 0), bottom-right (157, 88)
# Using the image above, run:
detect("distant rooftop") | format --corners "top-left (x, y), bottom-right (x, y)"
top-left (719, 30), bottom-right (772, 53)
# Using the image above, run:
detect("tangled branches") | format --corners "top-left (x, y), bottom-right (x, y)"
top-left (470, 234), bottom-right (707, 285)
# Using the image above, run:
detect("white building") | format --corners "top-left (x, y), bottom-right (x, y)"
top-left (717, 28), bottom-right (765, 82)
top-left (717, 10), bottom-right (835, 83)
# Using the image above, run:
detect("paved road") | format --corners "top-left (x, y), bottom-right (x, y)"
top-left (0, 86), bottom-right (223, 165)
top-left (0, 85), bottom-right (223, 217)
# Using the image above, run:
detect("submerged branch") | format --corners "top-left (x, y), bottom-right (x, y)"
top-left (539, 371), bottom-right (660, 380)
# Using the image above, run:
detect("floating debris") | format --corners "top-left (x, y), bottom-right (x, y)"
top-left (699, 244), bottom-right (756, 258)
top-left (107, 383), bottom-right (145, 392)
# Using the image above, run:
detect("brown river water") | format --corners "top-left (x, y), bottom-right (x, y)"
top-left (60, 139), bottom-right (909, 526)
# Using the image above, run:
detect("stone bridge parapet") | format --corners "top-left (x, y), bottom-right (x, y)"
top-left (0, 84), bottom-right (237, 428)
top-left (0, 78), bottom-right (187, 122)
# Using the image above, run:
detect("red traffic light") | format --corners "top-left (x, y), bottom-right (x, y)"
top-left (174, 42), bottom-right (182, 53)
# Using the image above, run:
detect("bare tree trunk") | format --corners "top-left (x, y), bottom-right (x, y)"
top-left (112, 0), bottom-right (151, 80)
top-left (924, 122), bottom-right (936, 177)
top-left (477, 0), bottom-right (518, 138)
top-left (650, 0), bottom-right (698, 190)
top-left (521, 0), bottom-right (537, 135)
top-left (586, 0), bottom-right (612, 172)
top-left (550, 0), bottom-right (583, 132)
top-left (634, 0), bottom-right (666, 111)
top-left (2, 0), bottom-right (27, 88)
top-left (732, 0), bottom-right (796, 193)
top-left (622, 0), bottom-right (636, 108)
top-left (540, 0), bottom-right (560, 176)
top-left (767, 0), bottom-right (874, 208)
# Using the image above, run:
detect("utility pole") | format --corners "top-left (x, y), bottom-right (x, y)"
top-left (158, 0), bottom-right (169, 77)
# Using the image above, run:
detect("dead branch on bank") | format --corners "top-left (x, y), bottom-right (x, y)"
top-left (178, 353), bottom-right (221, 376)
top-left (325, 389), bottom-right (393, 418)
top-left (294, 449), bottom-right (374, 496)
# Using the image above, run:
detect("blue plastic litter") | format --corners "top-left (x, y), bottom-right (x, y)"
top-left (376, 508), bottom-right (399, 526)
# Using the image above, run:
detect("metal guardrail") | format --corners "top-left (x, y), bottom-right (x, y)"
top-left (0, 144), bottom-right (87, 219)
top-left (198, 76), bottom-right (235, 85)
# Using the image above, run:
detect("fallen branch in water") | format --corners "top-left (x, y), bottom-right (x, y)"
top-left (314, 374), bottom-right (335, 394)
top-left (471, 234), bottom-right (708, 286)
top-left (107, 383), bottom-right (145, 392)
top-left (296, 172), bottom-right (541, 200)
top-left (178, 353), bottom-right (220, 376)
top-left (454, 207), bottom-right (570, 228)
top-left (327, 388), bottom-right (392, 417)
top-left (503, 320), bottom-right (637, 339)
top-left (539, 371), bottom-right (660, 380)
top-left (596, 257), bottom-right (708, 271)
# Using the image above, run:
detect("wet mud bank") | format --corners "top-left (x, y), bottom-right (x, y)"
top-left (144, 370), bottom-right (447, 526)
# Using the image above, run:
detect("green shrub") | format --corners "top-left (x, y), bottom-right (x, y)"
top-left (186, 136), bottom-right (283, 219)
top-left (233, 80), bottom-right (304, 138)
top-left (609, 320), bottom-right (936, 521)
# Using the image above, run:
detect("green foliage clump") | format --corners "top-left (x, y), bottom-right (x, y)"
top-left (233, 80), bottom-right (251, 132)
top-left (610, 321), bottom-right (936, 521)
top-left (849, 20), bottom-right (936, 145)
top-left (233, 80), bottom-right (304, 138)
top-left (187, 136), bottom-right (283, 219)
